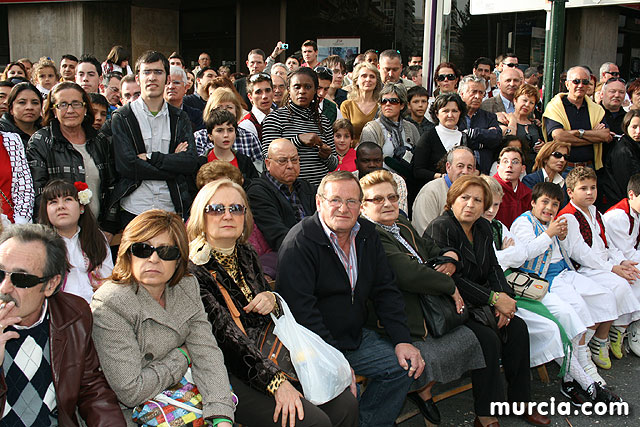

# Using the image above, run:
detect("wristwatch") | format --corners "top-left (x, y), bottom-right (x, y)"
top-left (578, 129), bottom-right (585, 139)
top-left (504, 128), bottom-right (512, 135)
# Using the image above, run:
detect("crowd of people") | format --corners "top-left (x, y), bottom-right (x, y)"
top-left (1, 39), bottom-right (640, 427)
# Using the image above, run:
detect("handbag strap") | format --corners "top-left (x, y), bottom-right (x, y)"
top-left (210, 270), bottom-right (247, 335)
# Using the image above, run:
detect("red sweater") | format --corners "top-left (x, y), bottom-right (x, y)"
top-left (493, 173), bottom-right (532, 227)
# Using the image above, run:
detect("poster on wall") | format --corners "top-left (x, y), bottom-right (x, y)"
top-left (317, 38), bottom-right (361, 62)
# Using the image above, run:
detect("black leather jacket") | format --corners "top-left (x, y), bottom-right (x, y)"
top-left (109, 102), bottom-right (198, 220)
top-left (26, 120), bottom-right (118, 231)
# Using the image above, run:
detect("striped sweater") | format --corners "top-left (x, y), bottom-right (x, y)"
top-left (261, 103), bottom-right (338, 187)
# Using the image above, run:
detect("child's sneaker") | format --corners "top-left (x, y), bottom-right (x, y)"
top-left (589, 337), bottom-right (612, 370)
top-left (608, 325), bottom-right (626, 359)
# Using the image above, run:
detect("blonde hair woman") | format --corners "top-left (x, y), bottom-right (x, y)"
top-left (340, 62), bottom-right (382, 144)
top-left (187, 180), bottom-right (358, 427)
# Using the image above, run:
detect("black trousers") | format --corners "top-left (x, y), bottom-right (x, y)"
top-left (228, 374), bottom-right (359, 427)
top-left (466, 316), bottom-right (531, 416)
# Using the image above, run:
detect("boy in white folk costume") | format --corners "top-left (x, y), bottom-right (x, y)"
top-left (602, 172), bottom-right (640, 357)
top-left (484, 177), bottom-right (620, 405)
top-left (556, 167), bottom-right (640, 372)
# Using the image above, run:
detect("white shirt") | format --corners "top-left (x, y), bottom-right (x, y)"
top-left (120, 98), bottom-right (175, 214)
top-left (559, 201), bottom-right (625, 272)
top-left (434, 124), bottom-right (462, 152)
top-left (238, 106), bottom-right (271, 140)
top-left (511, 214), bottom-right (563, 263)
top-left (62, 227), bottom-right (113, 303)
top-left (603, 206), bottom-right (640, 264)
top-left (492, 220), bottom-right (528, 271)
top-left (542, 168), bottom-right (565, 187)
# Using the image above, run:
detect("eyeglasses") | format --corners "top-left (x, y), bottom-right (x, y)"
top-left (606, 71), bottom-right (621, 77)
top-left (364, 194), bottom-right (400, 204)
top-left (249, 72), bottom-right (271, 82)
top-left (381, 97), bottom-right (401, 105)
top-left (550, 151), bottom-right (569, 160)
top-left (314, 66), bottom-right (334, 77)
top-left (500, 158), bottom-right (521, 166)
top-left (106, 86), bottom-right (120, 93)
top-left (606, 77), bottom-right (626, 85)
top-left (321, 195), bottom-right (361, 209)
top-left (503, 63), bottom-right (518, 68)
top-left (140, 69), bottom-right (165, 76)
top-left (54, 101), bottom-right (85, 111)
top-left (570, 79), bottom-right (591, 86)
top-left (437, 74), bottom-right (457, 82)
top-left (204, 203), bottom-right (246, 216)
top-left (269, 156), bottom-right (300, 165)
top-left (0, 269), bottom-right (53, 289)
top-left (130, 243), bottom-right (181, 261)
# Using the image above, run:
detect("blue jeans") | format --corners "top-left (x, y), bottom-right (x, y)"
top-left (343, 329), bottom-right (415, 427)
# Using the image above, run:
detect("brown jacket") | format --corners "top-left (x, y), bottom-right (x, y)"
top-left (0, 292), bottom-right (126, 427)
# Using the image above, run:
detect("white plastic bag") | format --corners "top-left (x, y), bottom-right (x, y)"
top-left (270, 293), bottom-right (352, 405)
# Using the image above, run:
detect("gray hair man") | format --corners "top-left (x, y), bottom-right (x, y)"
top-left (165, 65), bottom-right (204, 132)
top-left (412, 146), bottom-right (477, 234)
top-left (277, 170), bottom-right (424, 426)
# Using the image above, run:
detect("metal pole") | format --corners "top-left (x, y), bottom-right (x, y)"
top-left (542, 0), bottom-right (567, 108)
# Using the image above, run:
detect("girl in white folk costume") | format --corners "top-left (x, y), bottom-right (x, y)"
top-left (557, 167), bottom-right (640, 371)
top-left (602, 172), bottom-right (640, 357)
top-left (482, 176), bottom-right (621, 405)
top-left (39, 179), bottom-right (113, 303)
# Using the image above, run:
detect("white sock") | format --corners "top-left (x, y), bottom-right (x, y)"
top-left (585, 328), bottom-right (596, 344)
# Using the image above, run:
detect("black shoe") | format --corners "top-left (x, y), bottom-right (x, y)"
top-left (560, 381), bottom-right (590, 407)
top-left (407, 392), bottom-right (441, 424)
top-left (593, 382), bottom-right (623, 403)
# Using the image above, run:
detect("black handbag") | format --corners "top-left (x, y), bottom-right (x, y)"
top-left (419, 293), bottom-right (468, 338)
top-left (418, 256), bottom-right (468, 338)
top-left (468, 305), bottom-right (508, 344)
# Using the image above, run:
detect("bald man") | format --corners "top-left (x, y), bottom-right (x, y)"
top-left (543, 66), bottom-right (611, 170)
top-left (247, 138), bottom-right (317, 250)
top-left (481, 67), bottom-right (522, 114)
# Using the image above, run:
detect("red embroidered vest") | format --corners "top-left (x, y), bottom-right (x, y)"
top-left (558, 203), bottom-right (608, 248)
top-left (606, 198), bottom-right (640, 250)
top-left (241, 111), bottom-right (263, 141)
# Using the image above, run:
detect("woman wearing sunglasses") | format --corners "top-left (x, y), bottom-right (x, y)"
top-left (91, 209), bottom-right (235, 427)
top-left (39, 179), bottom-right (113, 303)
top-left (26, 82), bottom-right (117, 236)
top-left (187, 179), bottom-right (358, 427)
top-left (598, 109), bottom-right (640, 210)
top-left (359, 170), bottom-right (484, 425)
top-left (360, 82), bottom-right (419, 182)
top-left (432, 62), bottom-right (461, 98)
top-left (523, 140), bottom-right (571, 206)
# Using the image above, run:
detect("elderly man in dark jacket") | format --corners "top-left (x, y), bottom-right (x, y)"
top-left (277, 171), bottom-right (425, 427)
top-left (0, 224), bottom-right (125, 426)
top-left (247, 138), bottom-right (316, 251)
top-left (110, 51), bottom-right (198, 226)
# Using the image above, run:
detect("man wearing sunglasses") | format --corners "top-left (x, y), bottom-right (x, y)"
top-left (0, 224), bottom-right (125, 426)
top-left (543, 66), bottom-right (612, 172)
top-left (247, 138), bottom-right (316, 251)
top-left (599, 62), bottom-right (621, 84)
